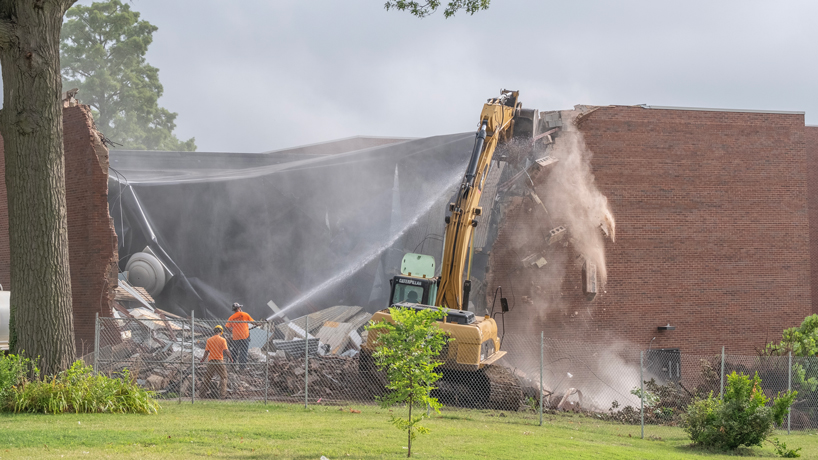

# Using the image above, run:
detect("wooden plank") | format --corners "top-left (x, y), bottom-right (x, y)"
top-left (346, 311), bottom-right (372, 333)
top-left (314, 322), bottom-right (355, 354)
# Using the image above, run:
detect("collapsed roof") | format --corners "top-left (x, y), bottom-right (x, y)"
top-left (108, 134), bottom-right (478, 320)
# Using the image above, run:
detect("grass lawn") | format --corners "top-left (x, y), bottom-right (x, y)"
top-left (0, 402), bottom-right (816, 459)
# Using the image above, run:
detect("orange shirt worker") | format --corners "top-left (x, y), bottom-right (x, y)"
top-left (200, 325), bottom-right (233, 399)
top-left (226, 302), bottom-right (255, 370)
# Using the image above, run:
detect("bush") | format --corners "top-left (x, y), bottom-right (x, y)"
top-left (0, 353), bottom-right (36, 404)
top-left (681, 371), bottom-right (796, 451)
top-left (5, 360), bottom-right (159, 414)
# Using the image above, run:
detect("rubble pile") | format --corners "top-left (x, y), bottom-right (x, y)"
top-left (96, 302), bottom-right (385, 402)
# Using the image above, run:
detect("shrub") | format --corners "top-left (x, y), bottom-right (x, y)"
top-left (7, 361), bottom-right (159, 414)
top-left (0, 353), bottom-right (37, 406)
top-left (681, 371), bottom-right (796, 451)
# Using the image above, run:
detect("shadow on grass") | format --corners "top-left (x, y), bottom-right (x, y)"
top-left (676, 443), bottom-right (770, 457)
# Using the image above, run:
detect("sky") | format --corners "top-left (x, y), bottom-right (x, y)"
top-left (59, 0), bottom-right (818, 152)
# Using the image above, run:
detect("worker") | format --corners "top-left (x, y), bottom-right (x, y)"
top-left (226, 302), bottom-right (254, 370)
top-left (405, 290), bottom-right (419, 303)
top-left (200, 325), bottom-right (233, 399)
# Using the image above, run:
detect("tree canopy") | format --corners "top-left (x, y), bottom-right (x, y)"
top-left (384, 0), bottom-right (490, 18)
top-left (60, 0), bottom-right (195, 151)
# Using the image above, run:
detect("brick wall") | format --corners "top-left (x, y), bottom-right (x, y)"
top-left (487, 107), bottom-right (811, 355)
top-left (0, 105), bottom-right (118, 355)
top-left (807, 126), bottom-right (818, 316)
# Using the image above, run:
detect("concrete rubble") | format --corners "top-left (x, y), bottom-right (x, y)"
top-left (95, 304), bottom-right (381, 400)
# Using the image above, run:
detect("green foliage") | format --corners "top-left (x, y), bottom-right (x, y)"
top-left (681, 372), bottom-right (797, 451)
top-left (384, 0), bottom-right (490, 18)
top-left (0, 353), bottom-right (37, 404)
top-left (630, 386), bottom-right (660, 408)
top-left (772, 438), bottom-right (803, 458)
top-left (61, 0), bottom-right (195, 151)
top-left (768, 314), bottom-right (818, 357)
top-left (6, 361), bottom-right (159, 414)
top-left (767, 314), bottom-right (818, 391)
top-left (366, 306), bottom-right (450, 456)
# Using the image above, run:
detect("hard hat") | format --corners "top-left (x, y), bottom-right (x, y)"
top-left (232, 302), bottom-right (243, 311)
top-left (214, 325), bottom-right (224, 332)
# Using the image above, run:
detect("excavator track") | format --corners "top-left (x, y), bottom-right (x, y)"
top-left (359, 351), bottom-right (523, 410)
top-left (433, 365), bottom-right (523, 411)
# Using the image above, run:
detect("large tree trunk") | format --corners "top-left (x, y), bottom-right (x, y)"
top-left (0, 0), bottom-right (77, 374)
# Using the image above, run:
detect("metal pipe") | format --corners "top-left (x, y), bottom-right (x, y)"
top-left (304, 315), bottom-right (309, 409)
top-left (464, 122), bottom-right (487, 187)
top-left (179, 318), bottom-right (183, 405)
top-left (191, 311), bottom-right (195, 404)
top-left (640, 351), bottom-right (644, 439)
top-left (539, 331), bottom-right (543, 427)
top-left (265, 323), bottom-right (269, 405)
top-left (466, 226), bottom-right (476, 281)
top-left (720, 346), bottom-right (725, 401)
top-left (788, 351), bottom-right (792, 435)
top-left (94, 312), bottom-right (100, 375)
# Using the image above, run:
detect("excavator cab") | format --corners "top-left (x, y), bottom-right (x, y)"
top-left (389, 276), bottom-right (435, 306)
top-left (387, 253), bottom-right (438, 308)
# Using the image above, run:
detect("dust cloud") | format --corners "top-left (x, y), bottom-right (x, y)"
top-left (541, 109), bottom-right (615, 287)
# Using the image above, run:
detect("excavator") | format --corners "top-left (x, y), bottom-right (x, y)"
top-left (361, 89), bottom-right (538, 410)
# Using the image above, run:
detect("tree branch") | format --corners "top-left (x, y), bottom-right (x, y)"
top-left (62, 0), bottom-right (79, 16)
top-left (0, 19), bottom-right (15, 50)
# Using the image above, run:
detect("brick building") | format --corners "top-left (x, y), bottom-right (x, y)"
top-left (0, 106), bottom-right (118, 354)
top-left (488, 106), bottom-right (812, 355)
top-left (0, 103), bottom-right (815, 357)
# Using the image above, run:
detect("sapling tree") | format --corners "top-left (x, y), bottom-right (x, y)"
top-left (767, 314), bottom-right (818, 391)
top-left (367, 307), bottom-right (450, 458)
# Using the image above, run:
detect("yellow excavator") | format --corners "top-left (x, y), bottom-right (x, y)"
top-left (361, 90), bottom-right (538, 410)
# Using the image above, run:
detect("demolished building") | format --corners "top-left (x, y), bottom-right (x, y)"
top-left (0, 102), bottom-right (814, 360)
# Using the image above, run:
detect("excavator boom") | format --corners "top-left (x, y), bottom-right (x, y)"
top-left (437, 90), bottom-right (520, 310)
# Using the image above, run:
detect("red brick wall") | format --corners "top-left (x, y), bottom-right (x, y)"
top-left (487, 107), bottom-right (811, 355)
top-left (808, 126), bottom-right (818, 316)
top-left (0, 105), bottom-right (117, 355)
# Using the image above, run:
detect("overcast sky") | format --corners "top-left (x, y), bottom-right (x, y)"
top-left (67, 0), bottom-right (818, 152)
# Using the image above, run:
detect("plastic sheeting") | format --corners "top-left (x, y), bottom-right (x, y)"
top-left (108, 134), bottom-right (476, 320)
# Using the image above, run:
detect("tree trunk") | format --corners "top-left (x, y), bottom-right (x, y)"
top-left (0, 0), bottom-right (77, 375)
top-left (408, 394), bottom-right (412, 458)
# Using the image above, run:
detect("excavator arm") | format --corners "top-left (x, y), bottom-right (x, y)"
top-left (436, 90), bottom-right (522, 310)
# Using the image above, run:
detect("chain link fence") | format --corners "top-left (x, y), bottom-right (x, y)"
top-left (92, 314), bottom-right (816, 435)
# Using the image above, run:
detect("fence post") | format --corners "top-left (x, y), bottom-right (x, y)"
top-left (93, 312), bottom-right (100, 375)
top-left (265, 322), bottom-right (270, 405)
top-left (720, 346), bottom-right (725, 401)
top-left (191, 311), bottom-right (195, 405)
top-left (179, 319), bottom-right (183, 405)
top-left (304, 315), bottom-right (309, 409)
top-left (535, 331), bottom-right (542, 427)
top-left (640, 350), bottom-right (644, 439)
top-left (788, 351), bottom-right (792, 435)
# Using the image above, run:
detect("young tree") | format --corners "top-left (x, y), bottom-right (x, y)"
top-left (0, 0), bottom-right (78, 374)
top-left (61, 0), bottom-right (195, 151)
top-left (367, 307), bottom-right (450, 458)
top-left (384, 0), bottom-right (490, 18)
top-left (767, 314), bottom-right (818, 391)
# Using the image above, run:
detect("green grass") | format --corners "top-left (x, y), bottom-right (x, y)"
top-left (0, 402), bottom-right (816, 459)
